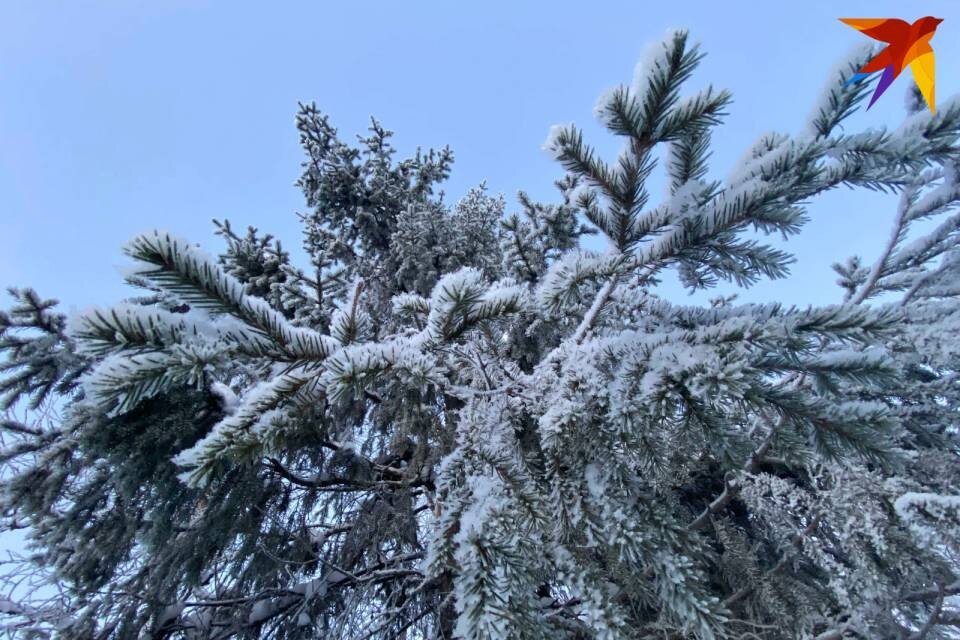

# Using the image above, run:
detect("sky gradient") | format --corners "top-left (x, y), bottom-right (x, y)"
top-left (2, 1), bottom-right (960, 313)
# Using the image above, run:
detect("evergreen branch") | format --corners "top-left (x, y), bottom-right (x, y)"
top-left (910, 584), bottom-right (945, 640)
top-left (807, 44), bottom-right (876, 139)
top-left (125, 231), bottom-right (341, 361)
top-left (71, 304), bottom-right (220, 356)
top-left (537, 251), bottom-right (626, 313)
top-left (544, 125), bottom-right (620, 201)
top-left (173, 367), bottom-right (319, 484)
top-left (687, 417), bottom-right (782, 532)
top-left (903, 580), bottom-right (960, 603)
top-left (631, 29), bottom-right (703, 142)
top-left (425, 269), bottom-right (526, 342)
top-left (82, 350), bottom-right (197, 416)
top-left (321, 340), bottom-right (440, 404)
top-left (668, 129), bottom-right (713, 194)
top-left (654, 86), bottom-right (732, 143)
top-left (722, 512), bottom-right (822, 608)
top-left (0, 288), bottom-right (87, 409)
top-left (758, 388), bottom-right (896, 464)
top-left (851, 187), bottom-right (914, 303)
top-left (571, 276), bottom-right (619, 345)
top-left (0, 419), bottom-right (43, 437)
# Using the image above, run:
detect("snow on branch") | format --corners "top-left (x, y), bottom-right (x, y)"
top-left (125, 230), bottom-right (341, 362)
top-left (805, 43), bottom-right (876, 139)
top-left (173, 365), bottom-right (320, 485)
top-left (424, 268), bottom-right (527, 342)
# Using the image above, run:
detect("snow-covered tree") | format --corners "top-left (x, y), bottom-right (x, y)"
top-left (3, 31), bottom-right (960, 639)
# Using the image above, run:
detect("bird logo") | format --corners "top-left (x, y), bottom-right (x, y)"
top-left (839, 16), bottom-right (943, 113)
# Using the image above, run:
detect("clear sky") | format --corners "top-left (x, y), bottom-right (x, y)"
top-left (2, 1), bottom-right (959, 313)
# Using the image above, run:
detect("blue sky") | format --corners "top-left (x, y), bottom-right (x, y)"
top-left (2, 1), bottom-right (959, 313)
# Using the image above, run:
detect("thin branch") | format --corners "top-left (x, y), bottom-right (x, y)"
top-left (851, 187), bottom-right (912, 304)
top-left (910, 583), bottom-right (944, 640)
top-left (688, 416), bottom-right (783, 531)
top-left (723, 513), bottom-right (821, 608)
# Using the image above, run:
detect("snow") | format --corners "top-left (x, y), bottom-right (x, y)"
top-left (803, 42), bottom-right (875, 138)
top-left (455, 474), bottom-right (501, 543)
top-left (0, 599), bottom-right (23, 615)
top-left (946, 160), bottom-right (959, 188)
top-left (541, 123), bottom-right (572, 159)
top-left (69, 303), bottom-right (218, 353)
top-left (81, 349), bottom-right (182, 415)
top-left (478, 279), bottom-right (527, 316)
top-left (565, 180), bottom-right (593, 206)
top-left (173, 365), bottom-right (317, 481)
top-left (157, 600), bottom-right (185, 626)
top-left (538, 396), bottom-right (579, 447)
top-left (891, 212), bottom-right (960, 271)
top-left (908, 176), bottom-right (960, 222)
top-left (808, 346), bottom-right (888, 370)
top-left (125, 229), bottom-right (342, 362)
top-left (321, 338), bottom-right (442, 402)
top-left (584, 462), bottom-right (605, 499)
top-left (894, 492), bottom-right (960, 521)
top-left (421, 268), bottom-right (526, 342)
top-left (428, 267), bottom-right (484, 308)
top-left (593, 85), bottom-right (624, 127)
top-left (631, 27), bottom-right (685, 99)
top-left (308, 529), bottom-right (328, 547)
top-left (124, 228), bottom-right (218, 270)
top-left (888, 95), bottom-right (960, 158)
top-left (725, 137), bottom-right (795, 187)
top-left (248, 598), bottom-right (278, 625)
top-left (668, 179), bottom-right (704, 214)
top-left (292, 576), bottom-right (328, 600)
top-left (636, 342), bottom-right (717, 397)
top-left (329, 278), bottom-right (371, 344)
top-left (727, 131), bottom-right (785, 179)
top-left (210, 381), bottom-right (238, 413)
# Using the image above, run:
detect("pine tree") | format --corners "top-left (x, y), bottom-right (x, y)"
top-left (3, 30), bottom-right (960, 639)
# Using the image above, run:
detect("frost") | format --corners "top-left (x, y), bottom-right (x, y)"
top-left (6, 30), bottom-right (960, 640)
top-left (329, 279), bottom-right (371, 344)
top-left (538, 396), bottom-right (579, 446)
top-left (725, 137), bottom-right (795, 187)
top-left (392, 292), bottom-right (429, 318)
top-left (321, 339), bottom-right (441, 403)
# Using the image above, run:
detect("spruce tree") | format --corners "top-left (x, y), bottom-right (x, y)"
top-left (3, 30), bottom-right (960, 639)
